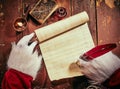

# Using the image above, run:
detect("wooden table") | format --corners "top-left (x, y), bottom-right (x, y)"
top-left (0, 0), bottom-right (120, 88)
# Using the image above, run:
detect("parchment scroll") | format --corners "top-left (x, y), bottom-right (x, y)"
top-left (34, 11), bottom-right (94, 81)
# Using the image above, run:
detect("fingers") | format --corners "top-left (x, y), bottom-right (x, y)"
top-left (11, 42), bottom-right (16, 48)
top-left (16, 33), bottom-right (38, 54)
top-left (17, 33), bottom-right (35, 46)
top-left (29, 41), bottom-right (38, 53)
top-left (79, 59), bottom-right (88, 66)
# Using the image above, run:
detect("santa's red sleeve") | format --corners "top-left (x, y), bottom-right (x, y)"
top-left (79, 51), bottom-right (120, 88)
top-left (1, 33), bottom-right (42, 89)
top-left (104, 68), bottom-right (120, 88)
top-left (2, 69), bottom-right (33, 89)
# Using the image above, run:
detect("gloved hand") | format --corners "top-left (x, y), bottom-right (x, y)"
top-left (77, 52), bottom-right (120, 84)
top-left (7, 33), bottom-right (42, 80)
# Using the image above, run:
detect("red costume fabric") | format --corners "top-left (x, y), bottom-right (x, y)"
top-left (104, 68), bottom-right (120, 88)
top-left (108, 68), bottom-right (120, 87)
top-left (2, 69), bottom-right (33, 89)
top-left (2, 68), bottom-right (120, 89)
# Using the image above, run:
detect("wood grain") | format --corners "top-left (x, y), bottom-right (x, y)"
top-left (96, 0), bottom-right (120, 57)
top-left (71, 0), bottom-right (97, 45)
top-left (0, 0), bottom-right (120, 88)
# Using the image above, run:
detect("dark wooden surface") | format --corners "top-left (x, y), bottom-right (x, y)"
top-left (0, 0), bottom-right (120, 88)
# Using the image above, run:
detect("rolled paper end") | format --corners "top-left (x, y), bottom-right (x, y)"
top-left (35, 11), bottom-right (89, 43)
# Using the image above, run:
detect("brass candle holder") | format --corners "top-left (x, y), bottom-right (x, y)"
top-left (13, 17), bottom-right (27, 32)
top-left (13, 0), bottom-right (28, 32)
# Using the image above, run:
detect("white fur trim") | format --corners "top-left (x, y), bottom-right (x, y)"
top-left (80, 51), bottom-right (120, 84)
top-left (8, 42), bottom-right (42, 80)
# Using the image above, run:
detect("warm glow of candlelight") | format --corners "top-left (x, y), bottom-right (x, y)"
top-left (17, 22), bottom-right (23, 27)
